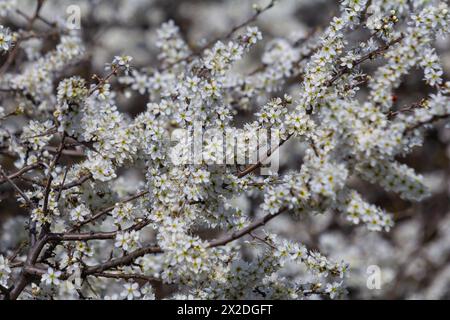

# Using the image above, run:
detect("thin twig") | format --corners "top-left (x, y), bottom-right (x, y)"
top-left (70, 190), bottom-right (149, 231)
top-left (0, 162), bottom-right (44, 185)
top-left (0, 167), bottom-right (34, 208)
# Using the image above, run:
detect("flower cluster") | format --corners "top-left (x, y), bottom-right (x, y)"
top-left (0, 25), bottom-right (13, 51)
top-left (115, 230), bottom-right (140, 252)
top-left (0, 255), bottom-right (11, 287)
top-left (156, 20), bottom-right (190, 66)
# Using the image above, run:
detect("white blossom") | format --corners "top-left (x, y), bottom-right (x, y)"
top-left (121, 282), bottom-right (141, 300)
top-left (41, 268), bottom-right (62, 287)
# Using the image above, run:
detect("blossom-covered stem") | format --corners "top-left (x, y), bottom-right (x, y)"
top-left (237, 134), bottom-right (293, 178)
top-left (200, 0), bottom-right (275, 52)
top-left (17, 172), bottom-right (91, 191)
top-left (90, 272), bottom-right (157, 283)
top-left (58, 173), bottom-right (92, 191)
top-left (239, 36), bottom-right (405, 178)
top-left (55, 167), bottom-right (69, 202)
top-left (0, 109), bottom-right (21, 121)
top-left (246, 27), bottom-right (319, 78)
top-left (249, 233), bottom-right (278, 250)
top-left (8, 235), bottom-right (49, 300)
top-left (28, 133), bottom-right (65, 255)
top-left (88, 66), bottom-right (118, 96)
top-left (79, 206), bottom-right (286, 273)
top-left (70, 190), bottom-right (149, 231)
top-left (42, 133), bottom-right (66, 215)
top-left (70, 208), bottom-right (287, 278)
top-left (21, 127), bottom-right (57, 140)
top-left (325, 35), bottom-right (404, 87)
top-left (159, 0), bottom-right (275, 72)
top-left (65, 135), bottom-right (98, 153)
top-left (50, 218), bottom-right (151, 241)
top-left (54, 203), bottom-right (284, 245)
top-left (386, 99), bottom-right (426, 119)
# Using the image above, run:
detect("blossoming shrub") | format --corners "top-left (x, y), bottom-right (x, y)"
top-left (0, 0), bottom-right (449, 300)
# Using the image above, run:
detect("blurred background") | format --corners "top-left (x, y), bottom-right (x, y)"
top-left (0, 0), bottom-right (449, 299)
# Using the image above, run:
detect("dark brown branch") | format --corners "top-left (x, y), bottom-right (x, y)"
top-left (208, 208), bottom-right (286, 247)
top-left (42, 133), bottom-right (66, 215)
top-left (90, 272), bottom-right (157, 282)
top-left (386, 99), bottom-right (426, 120)
top-left (0, 162), bottom-right (44, 185)
top-left (82, 245), bottom-right (163, 275)
top-left (58, 173), bottom-right (92, 191)
top-left (50, 218), bottom-right (151, 242)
